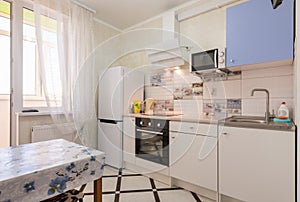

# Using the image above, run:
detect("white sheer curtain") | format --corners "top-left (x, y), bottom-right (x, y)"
top-left (33, 0), bottom-right (96, 147)
top-left (69, 2), bottom-right (96, 147)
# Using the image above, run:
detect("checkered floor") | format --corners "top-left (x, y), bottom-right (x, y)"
top-left (82, 166), bottom-right (215, 202)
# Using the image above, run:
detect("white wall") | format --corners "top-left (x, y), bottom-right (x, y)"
top-left (17, 114), bottom-right (73, 144)
top-left (111, 17), bottom-right (163, 68)
top-left (179, 7), bottom-right (226, 51)
top-left (93, 20), bottom-right (121, 48)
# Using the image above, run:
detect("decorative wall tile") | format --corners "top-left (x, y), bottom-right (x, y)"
top-left (203, 100), bottom-right (227, 116)
top-left (173, 85), bottom-right (184, 100)
top-left (226, 99), bottom-right (242, 115)
top-left (150, 74), bottom-right (164, 86)
top-left (154, 99), bottom-right (174, 113)
top-left (203, 99), bottom-right (241, 117)
top-left (192, 83), bottom-right (203, 97)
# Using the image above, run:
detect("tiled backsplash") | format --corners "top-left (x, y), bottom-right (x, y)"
top-left (203, 99), bottom-right (242, 117)
top-left (241, 65), bottom-right (294, 118)
top-left (145, 64), bottom-right (294, 118)
top-left (173, 82), bottom-right (203, 100)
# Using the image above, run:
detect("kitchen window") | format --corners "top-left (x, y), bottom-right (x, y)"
top-left (0, 0), bottom-right (10, 95)
top-left (22, 7), bottom-right (62, 108)
top-left (0, 2), bottom-right (63, 108)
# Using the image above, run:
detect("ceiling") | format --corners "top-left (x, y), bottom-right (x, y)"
top-left (80, 0), bottom-right (194, 30)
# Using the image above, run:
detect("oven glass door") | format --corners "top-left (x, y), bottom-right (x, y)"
top-left (136, 129), bottom-right (169, 166)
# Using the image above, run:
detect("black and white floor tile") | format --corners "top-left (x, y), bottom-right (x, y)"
top-left (83, 166), bottom-right (215, 202)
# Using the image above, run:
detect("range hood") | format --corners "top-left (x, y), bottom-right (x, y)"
top-left (146, 38), bottom-right (185, 68)
top-left (146, 11), bottom-right (186, 69)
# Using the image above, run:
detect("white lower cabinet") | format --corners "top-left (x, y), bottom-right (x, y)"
top-left (123, 116), bottom-right (136, 164)
top-left (170, 125), bottom-right (217, 191)
top-left (219, 126), bottom-right (295, 202)
top-left (123, 118), bottom-right (295, 202)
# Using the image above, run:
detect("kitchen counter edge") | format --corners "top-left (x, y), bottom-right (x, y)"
top-left (124, 114), bottom-right (296, 132)
top-left (124, 114), bottom-right (220, 125)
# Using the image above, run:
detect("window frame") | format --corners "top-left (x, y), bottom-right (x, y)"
top-left (0, 0), bottom-right (11, 98)
top-left (12, 0), bottom-right (66, 112)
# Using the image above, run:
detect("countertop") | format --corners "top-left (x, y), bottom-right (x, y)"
top-left (124, 113), bottom-right (224, 125)
top-left (124, 113), bottom-right (295, 131)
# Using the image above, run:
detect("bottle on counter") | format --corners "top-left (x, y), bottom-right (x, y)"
top-left (133, 100), bottom-right (141, 114)
top-left (277, 101), bottom-right (289, 119)
top-left (128, 103), bottom-right (133, 114)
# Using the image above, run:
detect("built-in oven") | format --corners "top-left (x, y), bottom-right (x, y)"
top-left (135, 117), bottom-right (169, 166)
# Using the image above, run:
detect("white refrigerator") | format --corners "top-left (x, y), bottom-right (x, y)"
top-left (98, 66), bottom-right (144, 168)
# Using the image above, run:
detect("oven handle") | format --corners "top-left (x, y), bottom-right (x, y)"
top-left (136, 129), bottom-right (164, 135)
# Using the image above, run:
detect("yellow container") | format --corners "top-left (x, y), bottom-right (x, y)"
top-left (133, 100), bottom-right (141, 114)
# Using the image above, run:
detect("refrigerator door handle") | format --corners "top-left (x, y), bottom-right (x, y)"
top-left (99, 119), bottom-right (118, 124)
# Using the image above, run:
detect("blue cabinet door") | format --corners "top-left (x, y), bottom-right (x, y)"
top-left (226, 0), bottom-right (294, 67)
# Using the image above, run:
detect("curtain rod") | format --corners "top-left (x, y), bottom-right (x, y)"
top-left (71, 0), bottom-right (96, 14)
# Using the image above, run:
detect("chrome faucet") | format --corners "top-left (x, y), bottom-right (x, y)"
top-left (251, 88), bottom-right (270, 123)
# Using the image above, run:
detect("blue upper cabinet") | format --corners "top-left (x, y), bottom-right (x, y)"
top-left (226, 0), bottom-right (294, 67)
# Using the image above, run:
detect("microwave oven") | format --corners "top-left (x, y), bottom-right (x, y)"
top-left (190, 48), bottom-right (226, 73)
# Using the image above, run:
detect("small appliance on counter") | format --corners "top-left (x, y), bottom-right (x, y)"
top-left (144, 98), bottom-right (155, 115)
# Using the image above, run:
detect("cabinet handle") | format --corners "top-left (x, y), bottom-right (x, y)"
top-left (230, 59), bottom-right (234, 63)
top-left (222, 132), bottom-right (228, 135)
top-left (189, 126), bottom-right (194, 129)
top-left (171, 136), bottom-right (175, 139)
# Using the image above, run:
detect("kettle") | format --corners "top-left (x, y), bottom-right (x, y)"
top-left (144, 98), bottom-right (155, 114)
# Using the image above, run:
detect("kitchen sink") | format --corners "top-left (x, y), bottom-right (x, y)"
top-left (226, 116), bottom-right (267, 124)
top-left (223, 115), bottom-right (293, 131)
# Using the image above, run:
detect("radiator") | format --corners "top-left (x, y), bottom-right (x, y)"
top-left (31, 123), bottom-right (77, 143)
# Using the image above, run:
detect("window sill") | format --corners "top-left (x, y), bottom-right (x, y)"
top-left (16, 111), bottom-right (72, 117)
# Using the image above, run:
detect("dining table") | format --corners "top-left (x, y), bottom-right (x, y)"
top-left (0, 139), bottom-right (105, 202)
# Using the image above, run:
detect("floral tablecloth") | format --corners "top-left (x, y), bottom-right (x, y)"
top-left (0, 139), bottom-right (105, 202)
